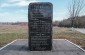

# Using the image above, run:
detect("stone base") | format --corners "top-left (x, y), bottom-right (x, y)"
top-left (0, 39), bottom-right (85, 55)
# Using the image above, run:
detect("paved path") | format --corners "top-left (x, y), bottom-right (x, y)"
top-left (0, 39), bottom-right (85, 55)
top-left (75, 28), bottom-right (85, 34)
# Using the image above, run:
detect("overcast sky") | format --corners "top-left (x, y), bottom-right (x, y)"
top-left (0, 0), bottom-right (85, 22)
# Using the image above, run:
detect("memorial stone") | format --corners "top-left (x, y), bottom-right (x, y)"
top-left (28, 2), bottom-right (53, 51)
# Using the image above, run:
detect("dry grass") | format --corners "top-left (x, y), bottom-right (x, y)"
top-left (53, 27), bottom-right (85, 47)
top-left (0, 25), bottom-right (28, 47)
top-left (0, 25), bottom-right (28, 33)
top-left (0, 25), bottom-right (85, 48)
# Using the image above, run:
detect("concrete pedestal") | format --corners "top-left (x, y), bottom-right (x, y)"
top-left (0, 39), bottom-right (85, 55)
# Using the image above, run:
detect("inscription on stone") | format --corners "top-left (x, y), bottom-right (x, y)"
top-left (28, 2), bottom-right (53, 51)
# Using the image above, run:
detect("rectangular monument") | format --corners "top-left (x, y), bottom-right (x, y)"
top-left (28, 2), bottom-right (53, 51)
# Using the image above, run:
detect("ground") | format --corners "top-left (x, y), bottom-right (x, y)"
top-left (0, 25), bottom-right (85, 49)
top-left (0, 39), bottom-right (85, 55)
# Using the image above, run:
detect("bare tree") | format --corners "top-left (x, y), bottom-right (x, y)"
top-left (68, 0), bottom-right (85, 28)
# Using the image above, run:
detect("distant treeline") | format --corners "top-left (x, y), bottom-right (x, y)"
top-left (0, 22), bottom-right (28, 26)
top-left (53, 16), bottom-right (85, 28)
top-left (0, 16), bottom-right (85, 28)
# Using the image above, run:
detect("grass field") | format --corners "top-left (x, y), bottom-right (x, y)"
top-left (0, 25), bottom-right (28, 47)
top-left (53, 27), bottom-right (85, 48)
top-left (0, 25), bottom-right (85, 49)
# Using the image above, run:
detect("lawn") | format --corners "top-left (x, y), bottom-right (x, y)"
top-left (0, 25), bottom-right (28, 47)
top-left (0, 25), bottom-right (85, 49)
top-left (53, 27), bottom-right (85, 48)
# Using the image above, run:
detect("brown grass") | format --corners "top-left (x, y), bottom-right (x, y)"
top-left (53, 27), bottom-right (85, 47)
top-left (0, 25), bottom-right (85, 48)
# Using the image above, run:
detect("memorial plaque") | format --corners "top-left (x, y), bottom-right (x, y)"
top-left (28, 2), bottom-right (53, 51)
